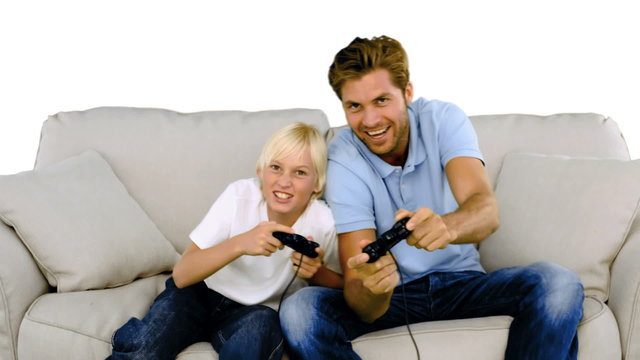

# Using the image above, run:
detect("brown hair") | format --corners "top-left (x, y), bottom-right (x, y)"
top-left (328, 35), bottom-right (410, 99)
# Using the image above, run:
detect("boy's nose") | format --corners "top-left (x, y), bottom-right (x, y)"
top-left (277, 173), bottom-right (293, 187)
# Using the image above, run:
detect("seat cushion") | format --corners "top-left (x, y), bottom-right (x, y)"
top-left (352, 296), bottom-right (620, 360)
top-left (17, 275), bottom-right (169, 358)
top-left (18, 277), bottom-right (619, 359)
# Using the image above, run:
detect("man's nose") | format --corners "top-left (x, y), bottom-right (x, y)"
top-left (362, 106), bottom-right (381, 127)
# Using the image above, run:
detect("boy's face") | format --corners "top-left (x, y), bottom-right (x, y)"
top-left (258, 148), bottom-right (320, 226)
top-left (340, 68), bottom-right (413, 166)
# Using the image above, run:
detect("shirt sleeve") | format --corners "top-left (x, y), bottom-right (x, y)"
top-left (436, 103), bottom-right (484, 167)
top-left (324, 159), bottom-right (376, 234)
top-left (189, 182), bottom-right (235, 249)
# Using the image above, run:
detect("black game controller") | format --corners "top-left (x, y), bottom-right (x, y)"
top-left (363, 218), bottom-right (412, 263)
top-left (273, 232), bottom-right (320, 258)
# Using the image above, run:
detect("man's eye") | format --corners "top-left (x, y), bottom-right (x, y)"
top-left (348, 103), bottom-right (360, 111)
top-left (377, 98), bottom-right (388, 105)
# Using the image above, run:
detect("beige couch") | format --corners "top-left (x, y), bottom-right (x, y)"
top-left (0, 107), bottom-right (638, 359)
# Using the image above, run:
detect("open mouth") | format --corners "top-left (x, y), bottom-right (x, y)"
top-left (274, 191), bottom-right (293, 200)
top-left (366, 126), bottom-right (389, 139)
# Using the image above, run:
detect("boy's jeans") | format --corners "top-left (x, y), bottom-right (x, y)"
top-left (109, 277), bottom-right (283, 360)
top-left (280, 261), bottom-right (583, 360)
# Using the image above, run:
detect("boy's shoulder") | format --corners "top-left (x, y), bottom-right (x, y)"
top-left (225, 177), bottom-right (261, 198)
top-left (304, 198), bottom-right (335, 226)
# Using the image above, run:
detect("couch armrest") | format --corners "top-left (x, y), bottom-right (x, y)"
top-left (0, 222), bottom-right (48, 360)
top-left (609, 214), bottom-right (640, 360)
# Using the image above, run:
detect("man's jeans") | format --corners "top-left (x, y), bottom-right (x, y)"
top-left (110, 277), bottom-right (284, 360)
top-left (280, 261), bottom-right (584, 360)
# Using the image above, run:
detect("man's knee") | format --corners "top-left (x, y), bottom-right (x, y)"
top-left (526, 261), bottom-right (584, 316)
top-left (280, 287), bottom-right (337, 344)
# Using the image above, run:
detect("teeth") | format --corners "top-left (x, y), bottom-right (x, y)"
top-left (367, 127), bottom-right (387, 136)
top-left (274, 192), bottom-right (292, 199)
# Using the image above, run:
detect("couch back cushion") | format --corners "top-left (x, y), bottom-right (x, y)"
top-left (470, 113), bottom-right (630, 186)
top-left (35, 107), bottom-right (330, 253)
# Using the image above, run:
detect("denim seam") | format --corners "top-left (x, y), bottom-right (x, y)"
top-left (267, 338), bottom-right (284, 360)
top-left (215, 330), bottom-right (226, 346)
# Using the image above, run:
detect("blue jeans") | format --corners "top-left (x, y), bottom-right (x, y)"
top-left (109, 277), bottom-right (284, 360)
top-left (280, 261), bottom-right (583, 360)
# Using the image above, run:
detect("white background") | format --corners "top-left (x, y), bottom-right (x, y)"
top-left (1, 0), bottom-right (638, 175)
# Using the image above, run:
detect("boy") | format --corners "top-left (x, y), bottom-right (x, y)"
top-left (110, 122), bottom-right (342, 359)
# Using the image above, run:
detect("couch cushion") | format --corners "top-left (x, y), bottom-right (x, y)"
top-left (470, 113), bottom-right (630, 187)
top-left (35, 107), bottom-right (330, 253)
top-left (351, 296), bottom-right (619, 360)
top-left (21, 278), bottom-right (616, 360)
top-left (479, 153), bottom-right (640, 301)
top-left (0, 150), bottom-right (179, 292)
top-left (17, 275), bottom-right (169, 358)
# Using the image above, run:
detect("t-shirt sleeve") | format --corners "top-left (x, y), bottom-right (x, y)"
top-left (324, 160), bottom-right (376, 234)
top-left (189, 183), bottom-right (235, 249)
top-left (320, 224), bottom-right (341, 274)
top-left (436, 103), bottom-right (484, 167)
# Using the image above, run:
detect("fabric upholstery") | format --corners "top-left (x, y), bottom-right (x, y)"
top-left (35, 107), bottom-right (330, 253)
top-left (479, 153), bottom-right (640, 301)
top-left (0, 150), bottom-right (179, 292)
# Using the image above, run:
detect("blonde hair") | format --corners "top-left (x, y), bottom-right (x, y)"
top-left (328, 35), bottom-right (410, 100)
top-left (256, 122), bottom-right (327, 200)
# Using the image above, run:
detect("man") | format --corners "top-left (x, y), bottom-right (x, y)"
top-left (280, 35), bottom-right (584, 360)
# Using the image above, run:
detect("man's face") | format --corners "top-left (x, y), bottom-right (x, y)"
top-left (340, 68), bottom-right (413, 166)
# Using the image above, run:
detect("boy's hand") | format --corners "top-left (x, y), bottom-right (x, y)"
top-left (291, 236), bottom-right (324, 279)
top-left (235, 221), bottom-right (293, 256)
top-left (347, 239), bottom-right (399, 295)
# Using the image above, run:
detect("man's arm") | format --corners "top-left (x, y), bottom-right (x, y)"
top-left (402, 156), bottom-right (499, 251)
top-left (340, 229), bottom-right (399, 323)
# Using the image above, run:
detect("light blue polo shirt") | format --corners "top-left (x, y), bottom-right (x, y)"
top-left (325, 97), bottom-right (486, 284)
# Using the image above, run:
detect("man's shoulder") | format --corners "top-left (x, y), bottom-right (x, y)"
top-left (410, 97), bottom-right (465, 121)
top-left (327, 128), bottom-right (365, 164)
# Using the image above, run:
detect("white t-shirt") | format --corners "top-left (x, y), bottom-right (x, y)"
top-left (190, 178), bottom-right (340, 309)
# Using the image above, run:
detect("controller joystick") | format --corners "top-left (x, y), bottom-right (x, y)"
top-left (273, 232), bottom-right (320, 258)
top-left (363, 218), bottom-right (412, 263)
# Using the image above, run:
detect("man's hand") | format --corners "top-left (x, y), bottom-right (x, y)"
top-left (291, 236), bottom-right (324, 279)
top-left (397, 208), bottom-right (453, 252)
top-left (347, 239), bottom-right (399, 294)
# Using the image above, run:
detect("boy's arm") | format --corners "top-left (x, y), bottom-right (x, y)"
top-left (173, 221), bottom-right (292, 288)
top-left (308, 265), bottom-right (343, 288)
top-left (291, 247), bottom-right (344, 289)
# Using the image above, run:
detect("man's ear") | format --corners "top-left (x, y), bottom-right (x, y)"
top-left (404, 81), bottom-right (414, 105)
